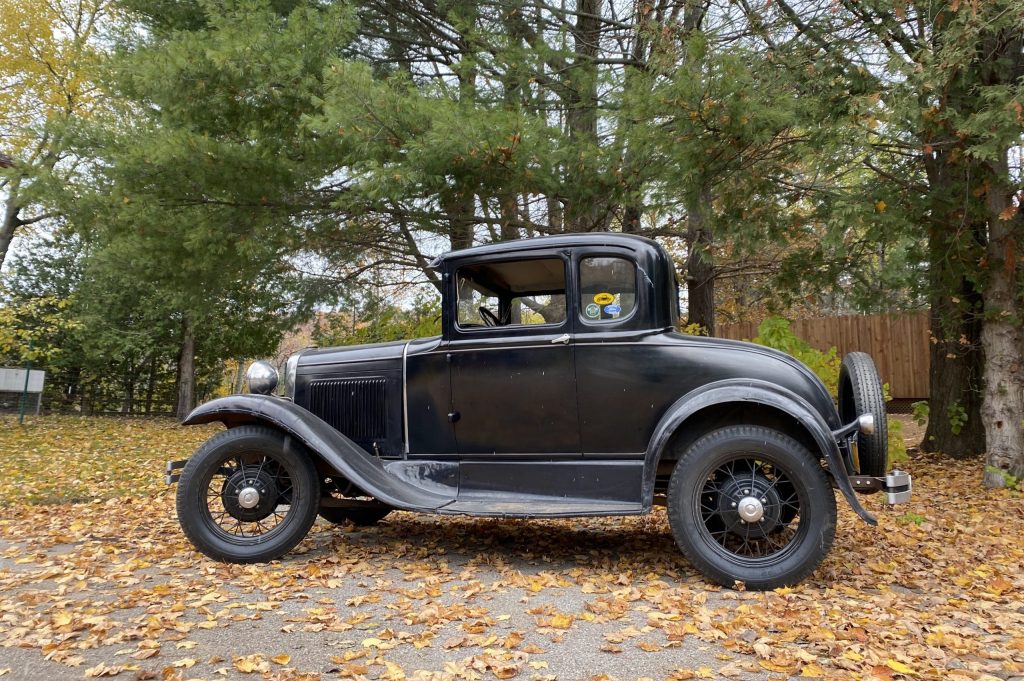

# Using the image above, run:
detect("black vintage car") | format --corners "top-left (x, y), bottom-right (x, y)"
top-left (167, 233), bottom-right (911, 589)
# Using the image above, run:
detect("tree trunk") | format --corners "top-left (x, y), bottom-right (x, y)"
top-left (981, 157), bottom-right (1024, 486)
top-left (919, 131), bottom-right (987, 458)
top-left (0, 176), bottom-right (23, 271)
top-left (564, 0), bottom-right (604, 233)
top-left (685, 186), bottom-right (715, 336)
top-left (144, 356), bottom-right (157, 414)
top-left (176, 316), bottom-right (196, 420)
top-left (920, 229), bottom-right (986, 458)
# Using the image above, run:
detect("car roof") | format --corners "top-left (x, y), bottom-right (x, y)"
top-left (429, 232), bottom-right (663, 268)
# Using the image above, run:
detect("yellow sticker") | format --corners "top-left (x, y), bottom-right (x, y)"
top-left (594, 292), bottom-right (614, 305)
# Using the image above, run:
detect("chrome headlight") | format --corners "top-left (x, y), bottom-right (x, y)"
top-left (283, 352), bottom-right (301, 399)
top-left (246, 360), bottom-right (279, 395)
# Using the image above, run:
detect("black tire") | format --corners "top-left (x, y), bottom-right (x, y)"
top-left (175, 425), bottom-right (319, 563)
top-left (666, 426), bottom-right (837, 590)
top-left (318, 506), bottom-right (392, 526)
top-left (838, 352), bottom-right (889, 477)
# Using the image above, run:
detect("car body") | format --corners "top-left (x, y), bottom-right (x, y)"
top-left (168, 233), bottom-right (911, 589)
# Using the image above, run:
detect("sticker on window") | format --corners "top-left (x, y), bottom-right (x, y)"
top-left (593, 292), bottom-right (614, 305)
top-left (585, 303), bottom-right (601, 318)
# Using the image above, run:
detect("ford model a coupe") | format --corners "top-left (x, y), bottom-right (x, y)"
top-left (167, 233), bottom-right (911, 589)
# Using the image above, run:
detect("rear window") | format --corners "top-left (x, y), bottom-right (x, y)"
top-left (579, 256), bottom-right (636, 323)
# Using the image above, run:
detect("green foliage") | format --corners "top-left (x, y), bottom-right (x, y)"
top-left (985, 465), bottom-right (1020, 490)
top-left (0, 287), bottom-right (80, 364)
top-left (897, 512), bottom-right (926, 526)
top-left (911, 401), bottom-right (930, 428)
top-left (947, 402), bottom-right (969, 437)
top-left (315, 293), bottom-right (441, 348)
top-left (888, 417), bottom-right (908, 464)
top-left (680, 322), bottom-right (708, 337)
top-left (751, 317), bottom-right (842, 395)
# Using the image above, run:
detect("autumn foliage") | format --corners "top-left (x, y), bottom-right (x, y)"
top-left (0, 417), bottom-right (1021, 680)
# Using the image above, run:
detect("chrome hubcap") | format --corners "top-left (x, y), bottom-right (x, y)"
top-left (737, 496), bottom-right (764, 523)
top-left (237, 486), bottom-right (260, 509)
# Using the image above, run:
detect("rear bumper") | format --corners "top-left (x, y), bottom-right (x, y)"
top-left (848, 469), bottom-right (912, 504)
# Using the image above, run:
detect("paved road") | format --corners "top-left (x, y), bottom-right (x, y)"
top-left (0, 508), bottom-right (786, 681)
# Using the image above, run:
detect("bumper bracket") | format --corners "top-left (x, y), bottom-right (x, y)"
top-left (848, 469), bottom-right (912, 504)
top-left (165, 459), bottom-right (186, 485)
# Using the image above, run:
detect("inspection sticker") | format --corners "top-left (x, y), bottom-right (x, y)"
top-left (585, 303), bottom-right (601, 318)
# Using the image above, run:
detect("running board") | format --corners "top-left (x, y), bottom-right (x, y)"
top-left (440, 497), bottom-right (642, 517)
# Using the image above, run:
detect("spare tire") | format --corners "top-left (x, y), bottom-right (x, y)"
top-left (838, 352), bottom-right (889, 477)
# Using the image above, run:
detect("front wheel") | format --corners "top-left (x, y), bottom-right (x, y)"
top-left (666, 426), bottom-right (837, 590)
top-left (175, 426), bottom-right (319, 563)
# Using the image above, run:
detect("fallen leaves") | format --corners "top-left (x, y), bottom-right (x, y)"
top-left (1, 415), bottom-right (1023, 681)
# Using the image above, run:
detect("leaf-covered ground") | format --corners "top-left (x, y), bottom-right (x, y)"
top-left (0, 416), bottom-right (1022, 681)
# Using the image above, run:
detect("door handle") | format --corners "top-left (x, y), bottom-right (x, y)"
top-left (551, 333), bottom-right (570, 345)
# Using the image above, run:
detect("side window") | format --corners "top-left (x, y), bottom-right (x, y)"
top-left (579, 256), bottom-right (637, 323)
top-left (455, 258), bottom-right (566, 329)
top-left (456, 283), bottom-right (498, 327)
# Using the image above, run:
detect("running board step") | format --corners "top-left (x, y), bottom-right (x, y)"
top-left (440, 498), bottom-right (642, 518)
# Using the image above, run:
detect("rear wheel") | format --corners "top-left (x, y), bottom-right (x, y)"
top-left (666, 426), bottom-right (837, 590)
top-left (175, 426), bottom-right (319, 563)
top-left (838, 352), bottom-right (889, 476)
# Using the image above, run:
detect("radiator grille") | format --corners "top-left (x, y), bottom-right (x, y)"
top-left (305, 377), bottom-right (388, 441)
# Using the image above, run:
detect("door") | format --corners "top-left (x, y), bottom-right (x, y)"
top-left (449, 335), bottom-right (579, 455)
top-left (447, 255), bottom-right (580, 456)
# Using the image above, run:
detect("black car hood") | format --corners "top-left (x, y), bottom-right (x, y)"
top-left (298, 339), bottom-right (409, 368)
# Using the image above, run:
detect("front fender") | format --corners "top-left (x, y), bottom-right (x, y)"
top-left (644, 379), bottom-right (876, 525)
top-left (183, 395), bottom-right (454, 512)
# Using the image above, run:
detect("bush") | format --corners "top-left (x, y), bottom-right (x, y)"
top-left (752, 316), bottom-right (905, 468)
top-left (751, 317), bottom-right (841, 395)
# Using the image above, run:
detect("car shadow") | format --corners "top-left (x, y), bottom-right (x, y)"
top-left (308, 510), bottom-right (695, 577)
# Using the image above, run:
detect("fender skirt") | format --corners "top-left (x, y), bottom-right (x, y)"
top-left (644, 380), bottom-right (877, 525)
top-left (182, 395), bottom-right (455, 512)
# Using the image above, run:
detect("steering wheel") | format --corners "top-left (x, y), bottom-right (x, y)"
top-left (479, 306), bottom-right (500, 327)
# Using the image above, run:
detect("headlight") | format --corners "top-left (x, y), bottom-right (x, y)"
top-left (246, 360), bottom-right (279, 395)
top-left (283, 352), bottom-right (301, 399)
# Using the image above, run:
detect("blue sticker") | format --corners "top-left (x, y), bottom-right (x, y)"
top-left (585, 303), bottom-right (601, 318)
top-left (604, 304), bottom-right (621, 315)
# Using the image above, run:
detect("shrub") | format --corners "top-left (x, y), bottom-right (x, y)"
top-left (751, 317), bottom-right (841, 395)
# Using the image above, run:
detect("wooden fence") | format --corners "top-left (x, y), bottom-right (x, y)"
top-left (717, 312), bottom-right (930, 399)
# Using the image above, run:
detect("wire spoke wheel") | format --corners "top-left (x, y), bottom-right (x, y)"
top-left (203, 454), bottom-right (293, 541)
top-left (176, 426), bottom-right (319, 563)
top-left (697, 457), bottom-right (804, 562)
top-left (667, 426), bottom-right (837, 590)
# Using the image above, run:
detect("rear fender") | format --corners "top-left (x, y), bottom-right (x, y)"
top-left (644, 379), bottom-right (877, 525)
top-left (182, 395), bottom-right (454, 511)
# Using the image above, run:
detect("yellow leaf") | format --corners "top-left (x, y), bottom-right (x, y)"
top-left (549, 614), bottom-right (573, 629)
top-left (382, 661), bottom-right (406, 680)
top-left (886, 660), bottom-right (916, 676)
top-left (172, 658), bottom-right (196, 668)
top-left (271, 654), bottom-right (291, 665)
